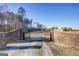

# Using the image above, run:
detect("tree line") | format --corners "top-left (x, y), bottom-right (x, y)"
top-left (0, 4), bottom-right (47, 32)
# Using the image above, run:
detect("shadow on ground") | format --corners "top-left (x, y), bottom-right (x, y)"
top-left (0, 53), bottom-right (8, 56)
top-left (0, 37), bottom-right (49, 51)
top-left (21, 37), bottom-right (50, 42)
top-left (0, 45), bottom-right (42, 50)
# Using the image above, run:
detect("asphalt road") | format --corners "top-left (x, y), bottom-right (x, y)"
top-left (0, 32), bottom-right (53, 56)
top-left (0, 37), bottom-right (53, 56)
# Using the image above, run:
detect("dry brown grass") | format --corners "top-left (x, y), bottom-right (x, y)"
top-left (46, 42), bottom-right (79, 56)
